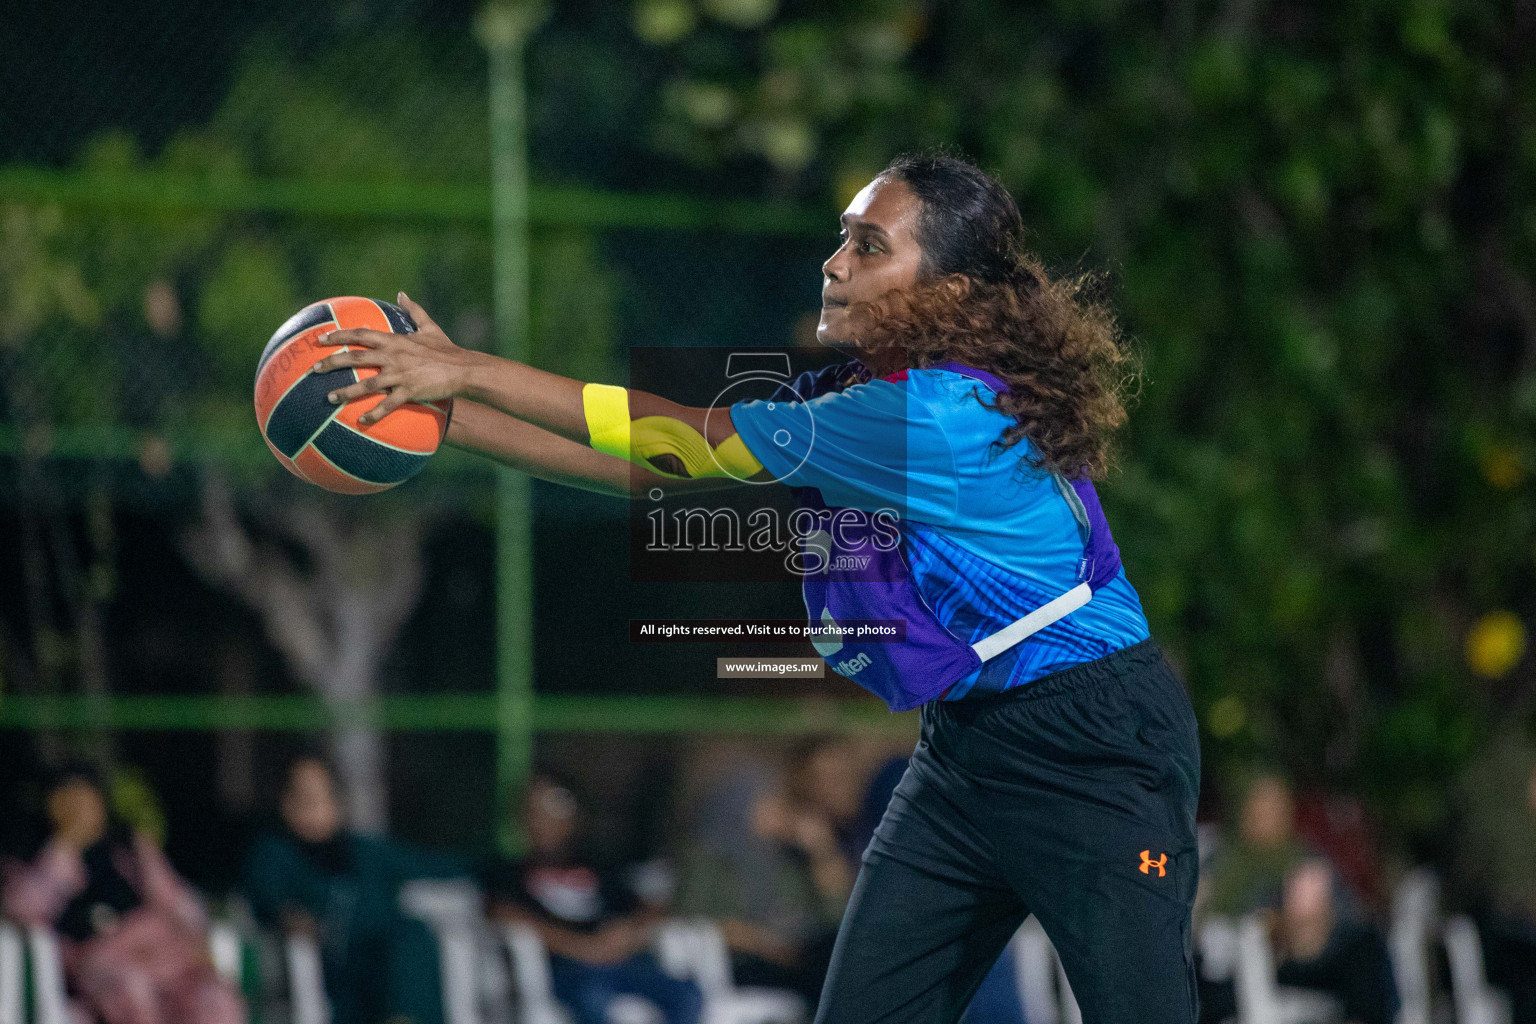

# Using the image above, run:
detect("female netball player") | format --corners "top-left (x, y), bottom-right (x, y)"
top-left (313, 153), bottom-right (1201, 1024)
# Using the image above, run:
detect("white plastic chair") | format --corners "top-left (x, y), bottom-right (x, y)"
top-left (499, 922), bottom-right (665, 1024)
top-left (399, 880), bottom-right (489, 1024)
top-left (1199, 916), bottom-right (1241, 984)
top-left (1234, 913), bottom-right (1342, 1024)
top-left (605, 998), bottom-right (665, 1024)
top-left (1443, 916), bottom-right (1511, 1024)
top-left (1388, 870), bottom-right (1439, 1024)
top-left (285, 933), bottom-right (333, 1024)
top-left (11, 918), bottom-right (253, 1024)
top-left (0, 923), bottom-right (23, 1024)
top-left (1007, 917), bottom-right (1080, 1024)
top-left (25, 928), bottom-right (70, 1024)
top-left (208, 920), bottom-right (245, 985)
top-left (502, 923), bottom-right (575, 1024)
top-left (653, 920), bottom-right (804, 1024)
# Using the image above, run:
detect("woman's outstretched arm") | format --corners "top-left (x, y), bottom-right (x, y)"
top-left (446, 398), bottom-right (735, 497)
top-left (315, 293), bottom-right (766, 485)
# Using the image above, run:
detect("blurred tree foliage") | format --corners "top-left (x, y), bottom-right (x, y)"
top-left (0, 30), bottom-right (618, 776)
top-left (0, 30), bottom-right (619, 442)
top-left (4, 0), bottom-right (1536, 844)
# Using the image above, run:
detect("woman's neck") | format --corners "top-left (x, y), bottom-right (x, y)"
top-left (856, 346), bottom-right (909, 380)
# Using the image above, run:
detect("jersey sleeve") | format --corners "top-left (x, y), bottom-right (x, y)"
top-left (728, 377), bottom-right (960, 524)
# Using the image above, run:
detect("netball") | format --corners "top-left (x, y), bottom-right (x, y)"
top-left (253, 296), bottom-right (448, 494)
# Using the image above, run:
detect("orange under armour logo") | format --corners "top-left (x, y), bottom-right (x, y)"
top-left (1139, 850), bottom-right (1168, 877)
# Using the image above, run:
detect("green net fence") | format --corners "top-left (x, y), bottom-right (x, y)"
top-left (0, 2), bottom-right (909, 856)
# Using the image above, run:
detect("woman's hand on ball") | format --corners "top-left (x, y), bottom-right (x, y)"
top-left (314, 292), bottom-right (481, 425)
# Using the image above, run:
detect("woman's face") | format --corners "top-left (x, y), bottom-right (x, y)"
top-left (1239, 776), bottom-right (1295, 849)
top-left (523, 779), bottom-right (577, 854)
top-left (281, 760), bottom-right (342, 843)
top-left (47, 779), bottom-right (108, 849)
top-left (795, 742), bottom-right (864, 823)
top-left (818, 177), bottom-right (926, 357)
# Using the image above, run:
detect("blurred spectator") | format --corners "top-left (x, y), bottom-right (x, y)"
top-left (242, 756), bottom-right (466, 1024)
top-left (1293, 791), bottom-right (1383, 913)
top-left (1455, 728), bottom-right (1536, 1024)
top-left (1198, 772), bottom-right (1398, 1024)
top-left (1, 763), bottom-right (246, 1024)
top-left (1200, 774), bottom-right (1310, 918)
top-left (482, 774), bottom-right (701, 1024)
top-left (782, 736), bottom-right (868, 872)
top-left (673, 739), bottom-right (860, 1005)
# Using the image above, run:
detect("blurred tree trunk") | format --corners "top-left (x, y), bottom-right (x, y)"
top-left (1, 373), bottom-right (118, 765)
top-left (215, 640), bottom-right (257, 812)
top-left (54, 476), bottom-right (118, 753)
top-left (182, 473), bottom-right (423, 832)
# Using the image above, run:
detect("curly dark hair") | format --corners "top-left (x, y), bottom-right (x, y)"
top-left (857, 153), bottom-right (1138, 481)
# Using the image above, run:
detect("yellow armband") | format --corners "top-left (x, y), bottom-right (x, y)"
top-left (581, 383), bottom-right (764, 480)
top-left (713, 433), bottom-right (765, 479)
top-left (582, 383), bottom-right (632, 459)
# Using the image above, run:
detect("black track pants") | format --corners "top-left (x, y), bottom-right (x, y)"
top-left (814, 639), bottom-right (1202, 1024)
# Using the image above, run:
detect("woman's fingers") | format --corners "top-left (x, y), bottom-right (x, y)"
top-left (325, 372), bottom-right (397, 405)
top-left (324, 375), bottom-right (411, 422)
top-left (358, 389), bottom-right (411, 426)
top-left (396, 291), bottom-right (440, 334)
top-left (326, 382), bottom-right (367, 405)
top-left (312, 347), bottom-right (384, 374)
top-left (309, 295), bottom-right (457, 422)
top-left (319, 327), bottom-right (391, 349)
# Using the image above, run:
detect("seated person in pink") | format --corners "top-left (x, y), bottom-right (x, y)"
top-left (1, 765), bottom-right (245, 1024)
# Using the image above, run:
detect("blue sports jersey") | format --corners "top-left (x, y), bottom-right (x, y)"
top-left (729, 365), bottom-right (1150, 698)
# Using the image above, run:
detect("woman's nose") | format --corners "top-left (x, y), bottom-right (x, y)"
top-left (823, 246), bottom-right (849, 282)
